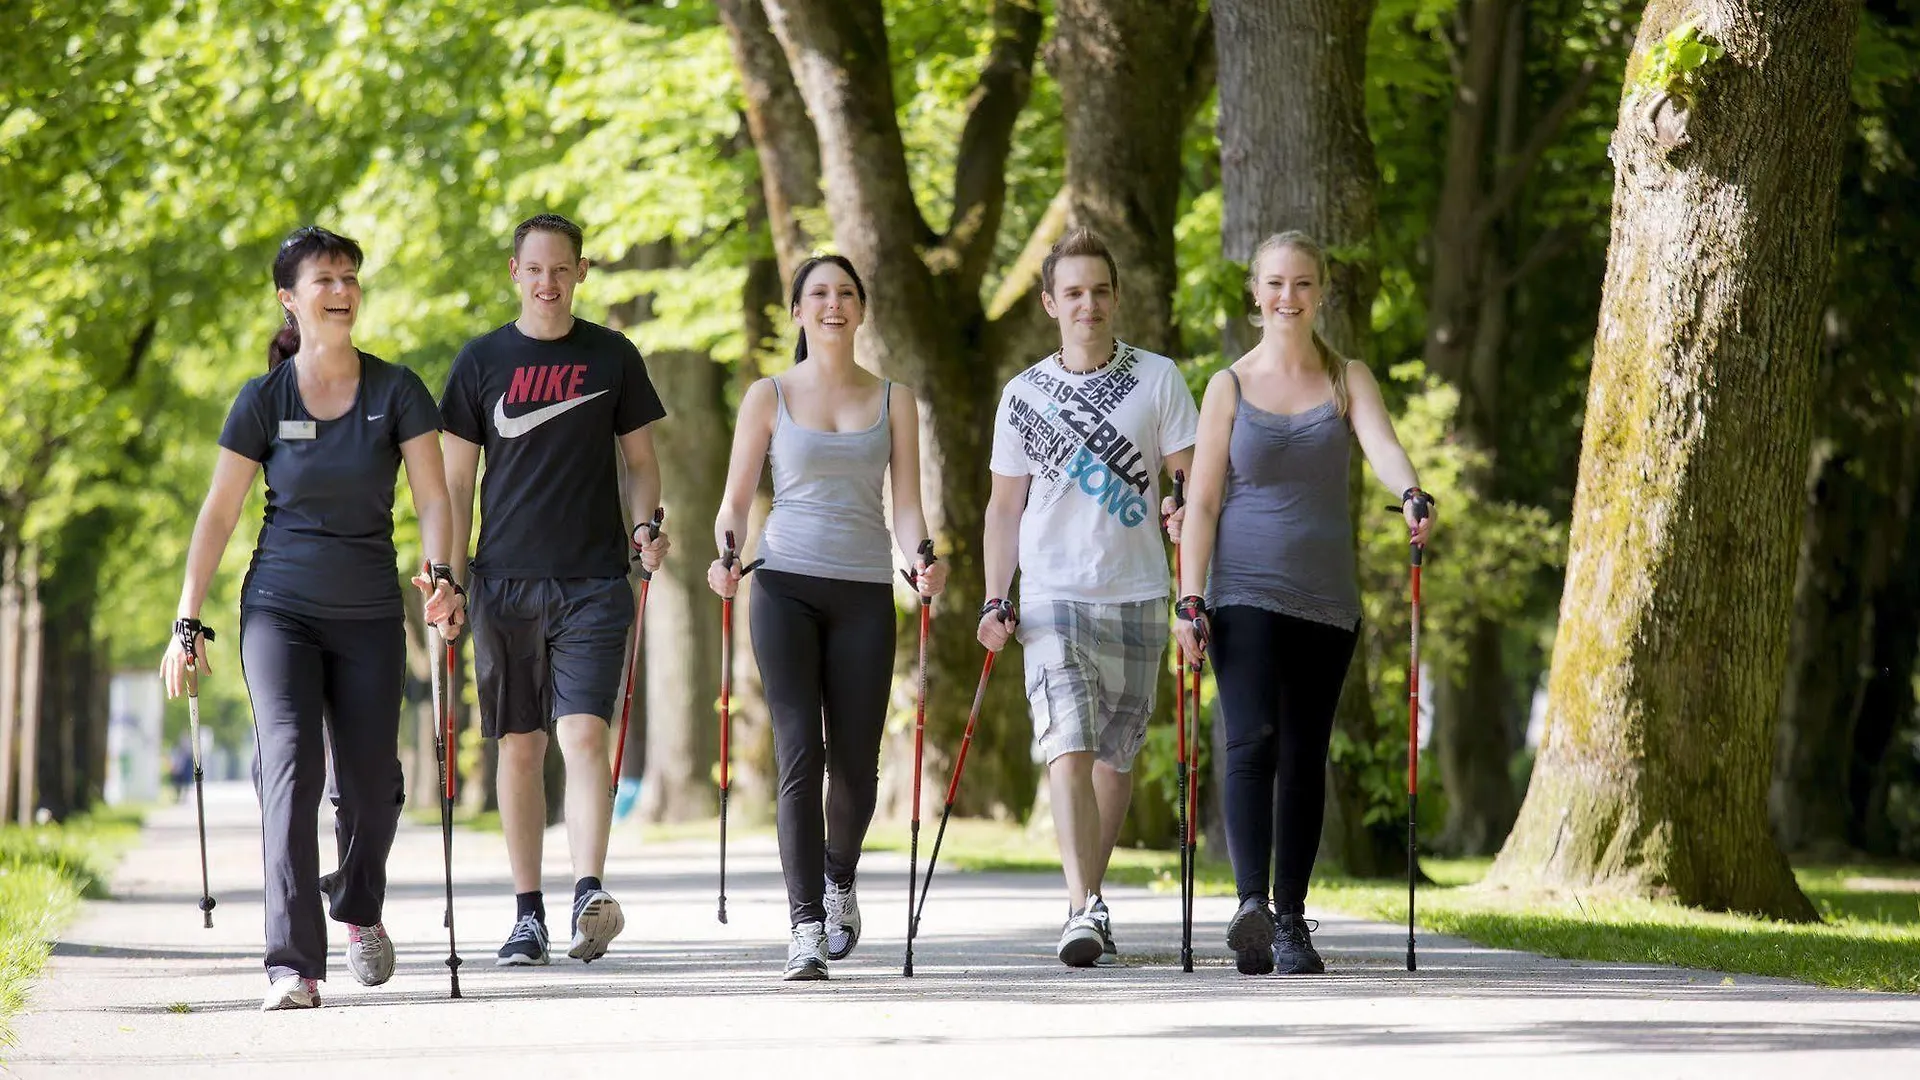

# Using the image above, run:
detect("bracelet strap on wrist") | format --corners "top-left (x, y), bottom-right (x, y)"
top-left (173, 617), bottom-right (216, 657)
top-left (429, 562), bottom-right (467, 599)
top-left (981, 597), bottom-right (1016, 622)
top-left (1401, 486), bottom-right (1435, 507)
top-left (1175, 595), bottom-right (1207, 623)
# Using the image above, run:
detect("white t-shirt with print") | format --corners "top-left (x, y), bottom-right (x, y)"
top-left (990, 342), bottom-right (1200, 605)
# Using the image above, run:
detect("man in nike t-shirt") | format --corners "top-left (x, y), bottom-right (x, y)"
top-left (441, 213), bottom-right (671, 967)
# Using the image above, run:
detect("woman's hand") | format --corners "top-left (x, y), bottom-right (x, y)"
top-left (912, 555), bottom-right (947, 599)
top-left (160, 626), bottom-right (213, 700)
top-left (412, 564), bottom-right (466, 640)
top-left (1172, 595), bottom-right (1209, 666)
top-left (1402, 495), bottom-right (1436, 547)
top-left (707, 558), bottom-right (743, 599)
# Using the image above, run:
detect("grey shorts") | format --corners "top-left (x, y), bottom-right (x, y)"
top-left (469, 575), bottom-right (634, 738)
top-left (1019, 598), bottom-right (1166, 771)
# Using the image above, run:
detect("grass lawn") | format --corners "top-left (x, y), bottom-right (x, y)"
top-left (866, 819), bottom-right (1920, 993)
top-left (0, 807), bottom-right (142, 1042)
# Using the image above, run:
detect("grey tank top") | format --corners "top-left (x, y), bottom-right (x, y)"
top-left (754, 378), bottom-right (896, 584)
top-left (1207, 369), bottom-right (1361, 629)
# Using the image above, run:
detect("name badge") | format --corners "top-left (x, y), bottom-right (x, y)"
top-left (279, 421), bottom-right (317, 441)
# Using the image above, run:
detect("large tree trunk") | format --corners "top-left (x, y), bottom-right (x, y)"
top-left (0, 545), bottom-right (21, 818)
top-left (15, 555), bottom-right (42, 825)
top-left (1491, 0), bottom-right (1857, 918)
top-left (1055, 0), bottom-right (1199, 357)
top-left (1213, 0), bottom-right (1400, 875)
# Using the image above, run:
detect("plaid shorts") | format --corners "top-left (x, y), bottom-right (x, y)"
top-left (1019, 597), bottom-right (1167, 770)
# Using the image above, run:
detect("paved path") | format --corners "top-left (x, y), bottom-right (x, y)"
top-left (8, 783), bottom-right (1920, 1078)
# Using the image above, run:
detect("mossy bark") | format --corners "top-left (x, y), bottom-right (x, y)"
top-left (1489, 0), bottom-right (1858, 919)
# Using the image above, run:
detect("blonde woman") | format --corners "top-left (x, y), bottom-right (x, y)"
top-left (1172, 232), bottom-right (1434, 976)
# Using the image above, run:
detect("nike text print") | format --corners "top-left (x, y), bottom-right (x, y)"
top-left (493, 363), bottom-right (609, 438)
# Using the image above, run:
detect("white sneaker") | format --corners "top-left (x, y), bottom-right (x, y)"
top-left (784, 920), bottom-right (829, 981)
top-left (261, 974), bottom-right (320, 1011)
top-left (1087, 894), bottom-right (1118, 967)
top-left (345, 922), bottom-right (394, 986)
top-left (822, 877), bottom-right (861, 961)
top-left (1057, 908), bottom-right (1104, 968)
top-left (569, 890), bottom-right (626, 963)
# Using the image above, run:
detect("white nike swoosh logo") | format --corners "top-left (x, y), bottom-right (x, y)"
top-left (366, 414), bottom-right (384, 421)
top-left (493, 390), bottom-right (609, 438)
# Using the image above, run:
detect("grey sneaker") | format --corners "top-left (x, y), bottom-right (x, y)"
top-left (1226, 897), bottom-right (1277, 976)
top-left (261, 974), bottom-right (320, 1011)
top-left (569, 889), bottom-right (625, 963)
top-left (823, 877), bottom-right (861, 961)
top-left (1057, 908), bottom-right (1104, 967)
top-left (497, 912), bottom-right (550, 967)
top-left (345, 922), bottom-right (395, 986)
top-left (1087, 894), bottom-right (1118, 966)
top-left (785, 920), bottom-right (829, 981)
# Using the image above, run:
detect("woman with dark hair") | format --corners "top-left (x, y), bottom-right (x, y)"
top-left (1173, 231), bottom-right (1433, 976)
top-left (160, 226), bottom-right (461, 1010)
top-left (708, 254), bottom-right (946, 980)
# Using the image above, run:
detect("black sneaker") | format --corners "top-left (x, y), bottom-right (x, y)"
top-left (497, 912), bottom-right (550, 966)
top-left (1272, 913), bottom-right (1325, 975)
top-left (1087, 894), bottom-right (1118, 966)
top-left (1226, 897), bottom-right (1277, 976)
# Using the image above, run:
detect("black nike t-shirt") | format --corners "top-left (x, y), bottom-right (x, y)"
top-left (440, 319), bottom-right (667, 579)
top-left (219, 352), bottom-right (442, 620)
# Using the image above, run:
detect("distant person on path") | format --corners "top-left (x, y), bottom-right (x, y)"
top-left (168, 733), bottom-right (195, 804)
top-left (979, 228), bottom-right (1198, 967)
top-left (1171, 231), bottom-right (1433, 975)
top-left (440, 213), bottom-right (671, 969)
top-left (707, 254), bottom-right (945, 980)
top-left (160, 225), bottom-right (462, 1011)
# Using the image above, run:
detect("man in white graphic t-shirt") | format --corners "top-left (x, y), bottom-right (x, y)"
top-left (978, 227), bottom-right (1199, 967)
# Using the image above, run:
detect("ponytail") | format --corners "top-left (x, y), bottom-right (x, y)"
top-left (268, 313), bottom-right (299, 370)
top-left (794, 330), bottom-right (809, 366)
top-left (1311, 329), bottom-right (1351, 417)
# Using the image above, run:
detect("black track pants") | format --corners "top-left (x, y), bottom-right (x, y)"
top-left (748, 570), bottom-right (896, 926)
top-left (240, 607), bottom-right (405, 982)
top-left (1210, 605), bottom-right (1357, 914)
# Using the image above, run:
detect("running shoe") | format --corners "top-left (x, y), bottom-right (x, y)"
top-left (785, 921), bottom-right (829, 981)
top-left (1226, 897), bottom-right (1277, 976)
top-left (823, 877), bottom-right (862, 961)
top-left (1056, 908), bottom-right (1104, 968)
top-left (261, 974), bottom-right (320, 1011)
top-left (1272, 913), bottom-right (1325, 975)
top-left (569, 889), bottom-right (625, 963)
top-left (1087, 894), bottom-right (1118, 966)
top-left (497, 911), bottom-right (551, 966)
top-left (345, 922), bottom-right (395, 986)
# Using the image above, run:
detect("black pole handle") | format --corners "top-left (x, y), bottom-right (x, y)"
top-left (1172, 470), bottom-right (1186, 510)
top-left (900, 538), bottom-right (938, 599)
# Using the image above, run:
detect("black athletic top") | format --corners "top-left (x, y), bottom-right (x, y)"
top-left (220, 352), bottom-right (442, 620)
top-left (439, 319), bottom-right (666, 579)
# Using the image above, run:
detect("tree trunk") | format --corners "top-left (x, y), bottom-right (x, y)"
top-left (0, 545), bottom-right (20, 817)
top-left (1213, 0), bottom-right (1400, 876)
top-left (605, 243), bottom-right (733, 822)
top-left (16, 555), bottom-right (42, 825)
top-left (1055, 0), bottom-right (1199, 356)
top-left (1491, 0), bottom-right (1858, 918)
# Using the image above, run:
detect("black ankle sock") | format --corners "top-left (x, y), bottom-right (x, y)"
top-left (516, 890), bottom-right (545, 923)
top-left (575, 876), bottom-right (602, 902)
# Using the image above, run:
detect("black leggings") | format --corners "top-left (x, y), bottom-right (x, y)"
top-left (1211, 605), bottom-right (1357, 914)
top-left (240, 607), bottom-right (405, 981)
top-left (749, 569), bottom-right (896, 926)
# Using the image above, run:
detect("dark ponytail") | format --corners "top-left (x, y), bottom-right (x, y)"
top-left (268, 226), bottom-right (364, 370)
top-left (787, 254), bottom-right (866, 365)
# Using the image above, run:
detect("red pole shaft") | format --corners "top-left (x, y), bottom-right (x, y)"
top-left (944, 652), bottom-right (995, 805)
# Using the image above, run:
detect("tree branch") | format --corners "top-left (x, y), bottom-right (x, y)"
top-left (1471, 58), bottom-right (1600, 234)
top-left (939, 0), bottom-right (1043, 295)
top-left (1491, 225), bottom-right (1572, 295)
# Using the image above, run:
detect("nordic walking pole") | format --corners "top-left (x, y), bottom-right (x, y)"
top-left (717, 529), bottom-right (765, 924)
top-left (911, 632), bottom-right (1004, 942)
top-left (425, 563), bottom-right (463, 998)
top-left (1384, 493), bottom-right (1432, 972)
top-left (1170, 471), bottom-right (1193, 972)
top-left (174, 618), bottom-right (217, 928)
top-left (612, 507), bottom-right (665, 800)
top-left (902, 538), bottom-right (936, 978)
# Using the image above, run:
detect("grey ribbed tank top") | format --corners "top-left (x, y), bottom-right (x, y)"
top-left (1207, 370), bottom-right (1361, 629)
top-left (754, 378), bottom-right (896, 584)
